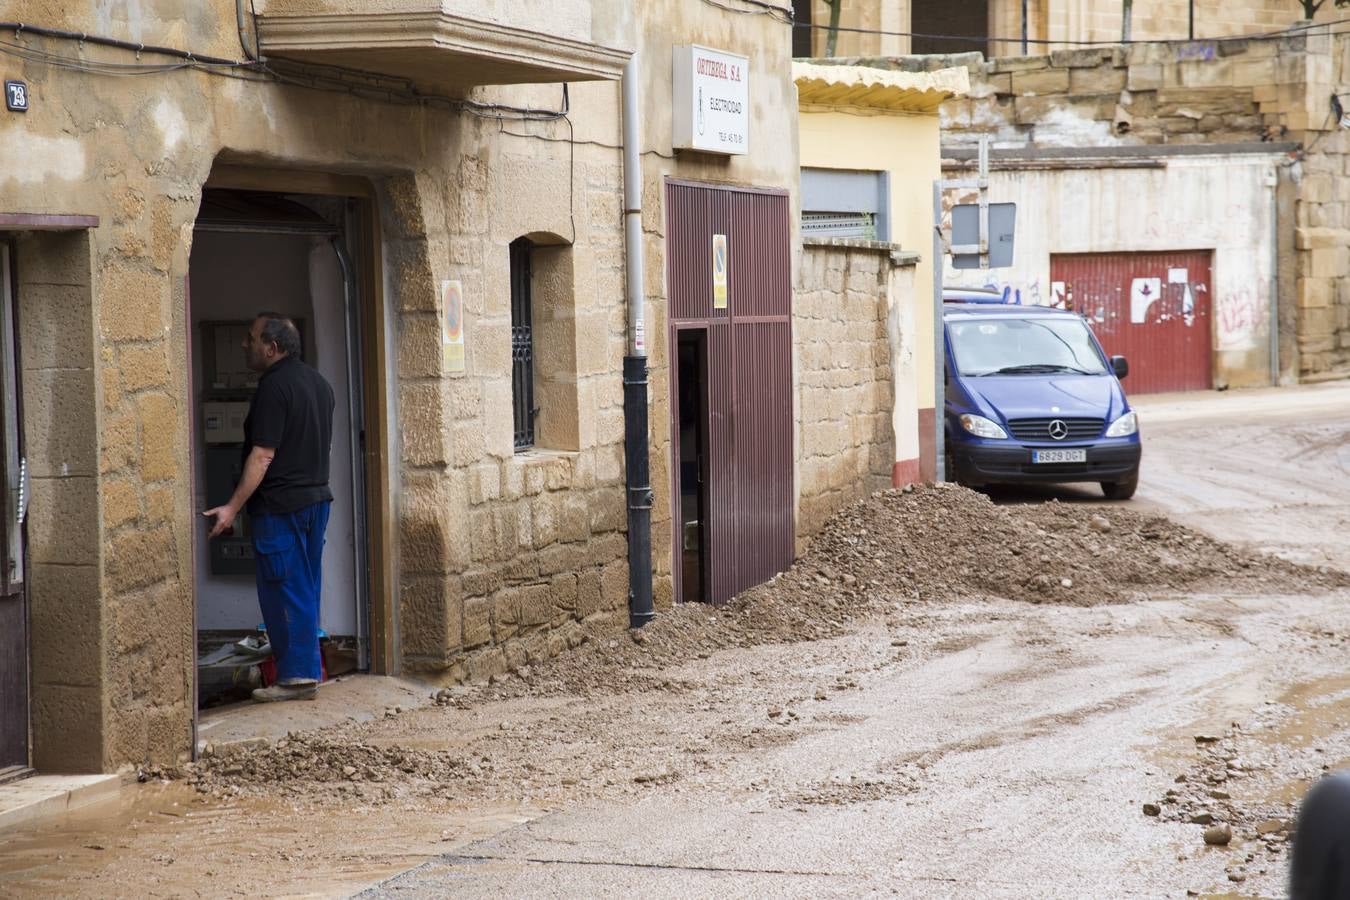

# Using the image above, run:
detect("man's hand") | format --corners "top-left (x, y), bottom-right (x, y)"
top-left (203, 504), bottom-right (239, 539)
top-left (203, 445), bottom-right (274, 540)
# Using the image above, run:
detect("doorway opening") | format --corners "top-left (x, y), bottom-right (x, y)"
top-left (0, 242), bottom-right (29, 780)
top-left (911, 0), bottom-right (988, 55)
top-left (188, 188), bottom-right (371, 709)
top-left (676, 329), bottom-right (710, 604)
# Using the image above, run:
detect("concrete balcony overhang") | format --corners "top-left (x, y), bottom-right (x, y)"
top-left (257, 3), bottom-right (630, 92)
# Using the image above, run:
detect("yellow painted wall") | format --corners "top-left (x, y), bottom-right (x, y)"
top-left (797, 107), bottom-right (939, 464)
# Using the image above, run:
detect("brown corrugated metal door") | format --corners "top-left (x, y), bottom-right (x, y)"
top-left (667, 181), bottom-right (793, 605)
top-left (1051, 251), bottom-right (1213, 395)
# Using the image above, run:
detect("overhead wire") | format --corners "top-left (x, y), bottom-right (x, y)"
top-left (793, 14), bottom-right (1350, 49)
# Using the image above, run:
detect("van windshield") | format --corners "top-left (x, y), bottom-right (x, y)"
top-left (947, 316), bottom-right (1108, 377)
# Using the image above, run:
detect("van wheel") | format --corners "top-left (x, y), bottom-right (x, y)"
top-left (1101, 472), bottom-right (1138, 500)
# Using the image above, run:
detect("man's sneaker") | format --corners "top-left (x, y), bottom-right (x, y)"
top-left (251, 682), bottom-right (317, 703)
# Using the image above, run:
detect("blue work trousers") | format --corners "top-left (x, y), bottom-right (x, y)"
top-left (251, 501), bottom-right (330, 684)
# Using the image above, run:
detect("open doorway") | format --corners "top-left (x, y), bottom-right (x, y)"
top-left (189, 189), bottom-right (369, 708)
top-left (675, 329), bottom-right (710, 604)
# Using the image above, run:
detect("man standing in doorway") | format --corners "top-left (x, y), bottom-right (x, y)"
top-left (204, 313), bottom-right (335, 702)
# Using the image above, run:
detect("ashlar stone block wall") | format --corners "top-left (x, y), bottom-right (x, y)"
top-left (851, 29), bottom-right (1350, 378)
top-left (388, 124), bottom-right (636, 683)
top-left (796, 240), bottom-right (913, 544)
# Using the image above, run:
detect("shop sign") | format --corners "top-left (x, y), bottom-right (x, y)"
top-left (672, 45), bottom-right (748, 155)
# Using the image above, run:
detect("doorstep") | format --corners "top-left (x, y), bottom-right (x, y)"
top-left (0, 774), bottom-right (123, 832)
top-left (196, 673), bottom-right (434, 755)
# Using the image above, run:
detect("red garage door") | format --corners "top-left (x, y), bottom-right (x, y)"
top-left (1050, 251), bottom-right (1212, 395)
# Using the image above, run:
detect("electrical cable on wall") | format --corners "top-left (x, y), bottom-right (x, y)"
top-left (0, 21), bottom-right (575, 122)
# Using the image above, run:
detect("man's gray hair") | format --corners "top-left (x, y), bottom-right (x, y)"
top-left (256, 312), bottom-right (301, 358)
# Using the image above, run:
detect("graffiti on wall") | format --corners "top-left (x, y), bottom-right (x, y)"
top-left (1215, 285), bottom-right (1266, 351)
top-left (965, 276), bottom-right (1045, 307)
top-left (1145, 201), bottom-right (1252, 245)
top-left (1175, 41), bottom-right (1217, 62)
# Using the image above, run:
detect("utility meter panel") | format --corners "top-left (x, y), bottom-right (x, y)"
top-left (199, 320), bottom-right (305, 576)
top-left (200, 321), bottom-right (258, 575)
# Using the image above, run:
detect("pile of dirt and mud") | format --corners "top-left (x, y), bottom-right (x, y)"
top-left (793, 482), bottom-right (1347, 609)
top-left (181, 733), bottom-right (472, 800)
top-left (471, 483), bottom-right (1349, 695)
top-left (175, 484), bottom-right (1349, 798)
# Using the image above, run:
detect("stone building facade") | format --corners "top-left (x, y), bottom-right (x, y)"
top-left (0, 0), bottom-right (806, 774)
top-left (939, 31), bottom-right (1350, 380)
top-left (790, 0), bottom-right (1340, 60)
top-left (826, 28), bottom-right (1350, 382)
top-left (987, 0), bottom-right (1341, 57)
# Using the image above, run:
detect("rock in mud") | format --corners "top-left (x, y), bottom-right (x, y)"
top-left (1204, 824), bottom-right (1233, 845)
top-left (1143, 803), bottom-right (1161, 816)
top-left (1191, 812), bottom-right (1214, 825)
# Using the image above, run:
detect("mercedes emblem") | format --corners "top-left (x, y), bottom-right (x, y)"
top-left (1047, 419), bottom-right (1069, 441)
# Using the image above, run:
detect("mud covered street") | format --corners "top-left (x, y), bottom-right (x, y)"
top-left (4, 383), bottom-right (1350, 898)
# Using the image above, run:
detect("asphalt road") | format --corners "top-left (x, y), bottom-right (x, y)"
top-left (366, 382), bottom-right (1350, 899)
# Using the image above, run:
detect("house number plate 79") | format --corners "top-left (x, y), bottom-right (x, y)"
top-left (5, 81), bottom-right (28, 112)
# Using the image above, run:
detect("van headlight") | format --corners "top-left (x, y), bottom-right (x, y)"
top-left (959, 414), bottom-right (1008, 439)
top-left (1105, 411), bottom-right (1138, 437)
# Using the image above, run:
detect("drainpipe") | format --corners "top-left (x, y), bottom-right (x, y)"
top-left (621, 55), bottom-right (655, 629)
top-left (1269, 166), bottom-right (1280, 385)
top-left (236, 0), bottom-right (261, 60)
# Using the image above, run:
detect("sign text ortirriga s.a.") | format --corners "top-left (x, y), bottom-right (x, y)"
top-left (672, 45), bottom-right (749, 155)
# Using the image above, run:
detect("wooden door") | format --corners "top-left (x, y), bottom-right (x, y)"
top-left (666, 181), bottom-right (793, 605)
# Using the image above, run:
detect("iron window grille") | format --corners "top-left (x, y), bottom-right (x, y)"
top-left (510, 238), bottom-right (535, 451)
top-left (801, 211), bottom-right (877, 241)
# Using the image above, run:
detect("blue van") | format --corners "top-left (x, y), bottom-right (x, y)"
top-left (943, 298), bottom-right (1141, 499)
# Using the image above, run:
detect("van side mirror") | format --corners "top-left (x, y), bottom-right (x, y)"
top-left (1110, 355), bottom-right (1129, 379)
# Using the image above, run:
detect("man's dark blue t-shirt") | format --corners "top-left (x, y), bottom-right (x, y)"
top-left (242, 355), bottom-right (335, 516)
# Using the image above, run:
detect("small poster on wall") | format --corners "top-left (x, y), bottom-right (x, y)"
top-left (441, 279), bottom-right (465, 372)
top-left (712, 233), bottom-right (729, 309)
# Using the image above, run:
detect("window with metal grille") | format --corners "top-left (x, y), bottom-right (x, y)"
top-left (510, 238), bottom-right (535, 450)
top-left (800, 168), bottom-right (890, 241)
top-left (802, 211), bottom-right (877, 240)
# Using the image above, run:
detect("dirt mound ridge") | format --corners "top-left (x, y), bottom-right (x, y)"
top-left (473, 484), bottom-right (1348, 697)
top-left (803, 482), bottom-right (1346, 609)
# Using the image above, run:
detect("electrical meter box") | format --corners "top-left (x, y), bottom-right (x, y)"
top-left (199, 320), bottom-right (306, 576)
top-left (203, 401), bottom-right (249, 444)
